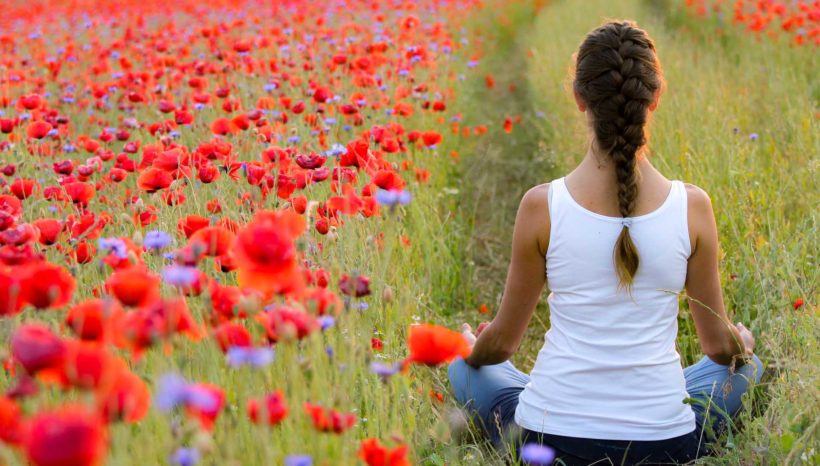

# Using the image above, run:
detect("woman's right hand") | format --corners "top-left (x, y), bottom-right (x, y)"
top-left (735, 322), bottom-right (755, 355)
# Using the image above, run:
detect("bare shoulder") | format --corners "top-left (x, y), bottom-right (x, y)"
top-left (683, 183), bottom-right (714, 218)
top-left (520, 183), bottom-right (551, 217)
top-left (683, 183), bottom-right (717, 256)
top-left (518, 183), bottom-right (551, 255)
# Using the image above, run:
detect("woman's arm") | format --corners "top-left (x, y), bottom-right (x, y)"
top-left (464, 184), bottom-right (550, 368)
top-left (684, 184), bottom-right (752, 369)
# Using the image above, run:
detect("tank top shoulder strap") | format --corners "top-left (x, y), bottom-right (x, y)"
top-left (671, 180), bottom-right (692, 256)
top-left (547, 178), bottom-right (566, 222)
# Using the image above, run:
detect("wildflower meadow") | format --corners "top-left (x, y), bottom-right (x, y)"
top-left (0, 0), bottom-right (816, 465)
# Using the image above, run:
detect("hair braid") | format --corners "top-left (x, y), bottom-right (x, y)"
top-left (573, 20), bottom-right (664, 290)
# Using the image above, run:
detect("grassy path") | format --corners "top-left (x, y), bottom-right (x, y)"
top-left (442, 0), bottom-right (818, 464)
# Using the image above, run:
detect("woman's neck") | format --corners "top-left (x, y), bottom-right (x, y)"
top-left (578, 144), bottom-right (656, 179)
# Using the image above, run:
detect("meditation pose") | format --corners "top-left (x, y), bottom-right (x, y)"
top-left (448, 20), bottom-right (764, 466)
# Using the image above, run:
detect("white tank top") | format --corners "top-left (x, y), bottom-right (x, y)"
top-left (514, 177), bottom-right (696, 440)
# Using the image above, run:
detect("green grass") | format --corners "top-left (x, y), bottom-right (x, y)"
top-left (439, 0), bottom-right (818, 464)
top-left (1, 0), bottom-right (816, 465)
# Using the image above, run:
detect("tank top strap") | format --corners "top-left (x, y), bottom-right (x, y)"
top-left (547, 178), bottom-right (567, 227)
top-left (672, 180), bottom-right (692, 256)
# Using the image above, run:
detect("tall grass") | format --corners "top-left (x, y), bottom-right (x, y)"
top-left (439, 0), bottom-right (817, 463)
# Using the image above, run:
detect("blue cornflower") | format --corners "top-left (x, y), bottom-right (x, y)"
top-left (171, 448), bottom-right (200, 466)
top-left (375, 189), bottom-right (411, 207)
top-left (284, 455), bottom-right (312, 466)
top-left (162, 265), bottom-right (199, 287)
top-left (98, 237), bottom-right (128, 259)
top-left (226, 346), bottom-right (275, 368)
top-left (144, 230), bottom-right (172, 250)
top-left (318, 315), bottom-right (335, 330)
top-left (520, 443), bottom-right (555, 465)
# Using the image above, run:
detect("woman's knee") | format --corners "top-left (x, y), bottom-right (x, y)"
top-left (448, 357), bottom-right (472, 404)
top-left (745, 353), bottom-right (765, 384)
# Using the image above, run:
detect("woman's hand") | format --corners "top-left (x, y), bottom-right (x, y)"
top-left (461, 322), bottom-right (490, 349)
top-left (461, 323), bottom-right (477, 347)
top-left (735, 322), bottom-right (755, 355)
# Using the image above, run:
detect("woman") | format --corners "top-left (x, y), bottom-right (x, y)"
top-left (447, 20), bottom-right (764, 465)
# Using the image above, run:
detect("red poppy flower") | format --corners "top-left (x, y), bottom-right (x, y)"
top-left (32, 219), bottom-right (62, 246)
top-left (0, 396), bottom-right (23, 445)
top-left (20, 94), bottom-right (42, 110)
top-left (358, 438), bottom-right (411, 466)
top-left (303, 402), bottom-right (356, 434)
top-left (39, 340), bottom-right (124, 390)
top-left (185, 383), bottom-right (225, 431)
top-left (371, 337), bottom-right (384, 352)
top-left (233, 210), bottom-right (306, 298)
top-left (22, 405), bottom-right (107, 466)
top-left (0, 269), bottom-right (24, 316)
top-left (503, 116), bottom-right (513, 133)
top-left (105, 267), bottom-right (160, 307)
top-left (64, 182), bottom-right (96, 205)
top-left (406, 324), bottom-right (471, 366)
top-left (26, 121), bottom-right (53, 139)
top-left (210, 117), bottom-right (234, 136)
top-left (10, 179), bottom-right (39, 200)
top-left (339, 274), bottom-right (371, 298)
top-left (72, 241), bottom-right (96, 264)
top-left (65, 299), bottom-right (122, 341)
top-left (20, 261), bottom-right (76, 310)
top-left (255, 306), bottom-right (318, 343)
top-left (96, 369), bottom-right (150, 423)
top-left (421, 130), bottom-right (442, 147)
top-left (0, 194), bottom-right (23, 231)
top-left (197, 163), bottom-right (220, 183)
top-left (208, 282), bottom-right (245, 322)
top-left (212, 322), bottom-right (252, 352)
top-left (0, 223), bottom-right (38, 247)
top-left (10, 324), bottom-right (66, 375)
top-left (247, 390), bottom-right (289, 426)
top-left (189, 226), bottom-right (235, 257)
top-left (119, 297), bottom-right (202, 353)
top-left (303, 287), bottom-right (342, 316)
top-left (136, 167), bottom-right (173, 192)
top-left (178, 215), bottom-right (211, 238)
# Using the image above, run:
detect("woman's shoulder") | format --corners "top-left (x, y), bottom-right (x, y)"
top-left (682, 182), bottom-right (714, 216)
top-left (520, 183), bottom-right (552, 215)
top-left (519, 183), bottom-right (552, 256)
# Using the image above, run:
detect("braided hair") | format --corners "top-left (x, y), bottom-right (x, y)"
top-left (573, 20), bottom-right (664, 290)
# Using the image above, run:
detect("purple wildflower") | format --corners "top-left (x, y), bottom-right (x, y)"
top-left (284, 455), bottom-right (312, 466)
top-left (162, 265), bottom-right (199, 287)
top-left (375, 189), bottom-right (412, 207)
top-left (226, 346), bottom-right (275, 368)
top-left (749, 133), bottom-right (759, 141)
top-left (318, 315), bottom-right (335, 330)
top-left (183, 384), bottom-right (220, 412)
top-left (171, 448), bottom-right (200, 466)
top-left (155, 374), bottom-right (190, 412)
top-left (98, 237), bottom-right (128, 259)
top-left (520, 443), bottom-right (555, 466)
top-left (369, 361), bottom-right (401, 382)
top-left (144, 230), bottom-right (172, 250)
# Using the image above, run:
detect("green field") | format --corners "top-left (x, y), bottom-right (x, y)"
top-left (442, 0), bottom-right (818, 464)
top-left (1, 0), bottom-right (817, 465)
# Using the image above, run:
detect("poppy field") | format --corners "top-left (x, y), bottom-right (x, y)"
top-left (0, 0), bottom-right (817, 465)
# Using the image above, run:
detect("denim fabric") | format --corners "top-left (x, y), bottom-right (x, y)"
top-left (447, 354), bottom-right (764, 465)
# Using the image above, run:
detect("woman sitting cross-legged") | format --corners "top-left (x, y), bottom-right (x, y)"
top-left (448, 20), bottom-right (764, 466)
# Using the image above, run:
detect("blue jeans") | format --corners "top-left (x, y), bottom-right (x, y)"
top-left (448, 354), bottom-right (764, 465)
